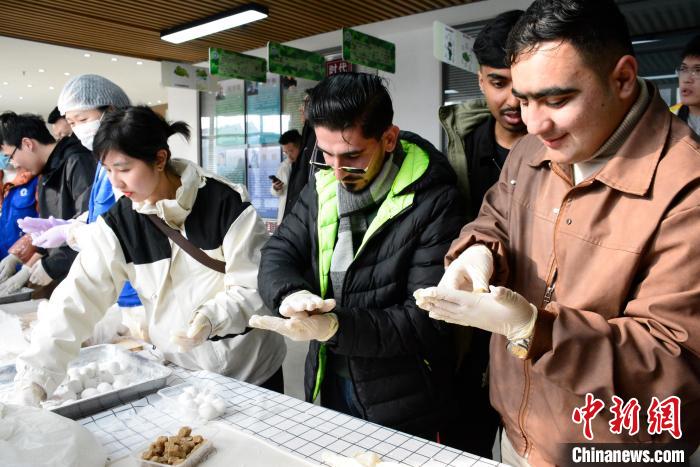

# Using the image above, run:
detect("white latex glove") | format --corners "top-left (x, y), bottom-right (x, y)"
top-left (13, 381), bottom-right (46, 407)
top-left (279, 290), bottom-right (336, 318)
top-left (0, 265), bottom-right (30, 295)
top-left (31, 222), bottom-right (73, 248)
top-left (29, 261), bottom-right (52, 286)
top-left (170, 312), bottom-right (212, 352)
top-left (0, 254), bottom-right (21, 283)
top-left (415, 286), bottom-right (538, 341)
top-left (439, 244), bottom-right (494, 292)
top-left (249, 312), bottom-right (339, 342)
top-left (17, 215), bottom-right (70, 235)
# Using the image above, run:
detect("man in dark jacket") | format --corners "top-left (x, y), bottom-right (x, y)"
top-left (282, 88), bottom-right (316, 218)
top-left (250, 73), bottom-right (464, 441)
top-left (0, 112), bottom-right (94, 295)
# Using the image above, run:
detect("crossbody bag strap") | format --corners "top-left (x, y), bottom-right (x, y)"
top-left (146, 214), bottom-right (226, 274)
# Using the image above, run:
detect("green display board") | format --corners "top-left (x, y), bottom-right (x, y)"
top-left (342, 28), bottom-right (396, 73)
top-left (210, 48), bottom-right (267, 83)
top-left (268, 42), bottom-right (325, 81)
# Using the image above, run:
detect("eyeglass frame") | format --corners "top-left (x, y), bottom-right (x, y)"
top-left (2, 144), bottom-right (20, 162)
top-left (676, 65), bottom-right (700, 79)
top-left (307, 142), bottom-right (370, 175)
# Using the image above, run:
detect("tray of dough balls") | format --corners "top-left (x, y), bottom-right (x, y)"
top-left (0, 344), bottom-right (171, 419)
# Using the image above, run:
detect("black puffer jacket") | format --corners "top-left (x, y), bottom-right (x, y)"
top-left (259, 131), bottom-right (465, 438)
top-left (38, 135), bottom-right (95, 280)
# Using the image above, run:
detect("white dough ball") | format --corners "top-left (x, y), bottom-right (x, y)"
top-left (81, 388), bottom-right (99, 399)
top-left (96, 382), bottom-right (113, 393)
top-left (97, 370), bottom-right (114, 384)
top-left (65, 379), bottom-right (83, 393)
top-left (66, 368), bottom-right (81, 380)
top-left (107, 361), bottom-right (122, 375)
top-left (198, 402), bottom-right (217, 420)
top-left (183, 386), bottom-right (197, 396)
top-left (211, 398), bottom-right (226, 414)
top-left (81, 364), bottom-right (96, 378)
top-left (83, 378), bottom-right (97, 389)
top-left (61, 398), bottom-right (77, 407)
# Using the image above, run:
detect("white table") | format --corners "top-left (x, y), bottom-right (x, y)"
top-left (79, 365), bottom-right (505, 466)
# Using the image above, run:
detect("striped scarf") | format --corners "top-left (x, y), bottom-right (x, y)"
top-left (329, 150), bottom-right (403, 303)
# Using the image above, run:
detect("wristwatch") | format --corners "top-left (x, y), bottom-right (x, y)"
top-left (507, 336), bottom-right (532, 359)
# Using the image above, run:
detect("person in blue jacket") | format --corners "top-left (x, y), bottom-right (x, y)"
top-left (62, 75), bottom-right (143, 310)
top-left (21, 75), bottom-right (143, 327)
top-left (0, 159), bottom-right (38, 261)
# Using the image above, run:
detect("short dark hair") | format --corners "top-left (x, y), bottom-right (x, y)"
top-left (0, 111), bottom-right (55, 146)
top-left (681, 34), bottom-right (700, 60)
top-left (279, 129), bottom-right (301, 146)
top-left (305, 72), bottom-right (393, 141)
top-left (473, 10), bottom-right (524, 68)
top-left (506, 0), bottom-right (633, 74)
top-left (93, 106), bottom-right (190, 165)
top-left (47, 106), bottom-right (64, 124)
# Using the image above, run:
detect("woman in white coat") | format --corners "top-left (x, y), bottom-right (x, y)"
top-left (15, 106), bottom-right (286, 406)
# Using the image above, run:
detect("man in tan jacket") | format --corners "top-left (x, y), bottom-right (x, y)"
top-left (416, 0), bottom-right (700, 465)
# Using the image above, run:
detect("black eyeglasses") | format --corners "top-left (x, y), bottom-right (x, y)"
top-left (307, 144), bottom-right (369, 175)
top-left (7, 145), bottom-right (19, 160)
top-left (677, 66), bottom-right (700, 78)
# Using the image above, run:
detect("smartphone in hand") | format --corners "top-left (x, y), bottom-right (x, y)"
top-left (268, 175), bottom-right (281, 183)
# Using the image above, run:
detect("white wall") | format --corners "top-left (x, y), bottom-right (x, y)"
top-left (245, 0), bottom-right (533, 148)
top-left (166, 86), bottom-right (200, 164)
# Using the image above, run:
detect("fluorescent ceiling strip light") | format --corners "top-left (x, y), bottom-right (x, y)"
top-left (161, 4), bottom-right (268, 44)
top-left (631, 39), bottom-right (661, 45)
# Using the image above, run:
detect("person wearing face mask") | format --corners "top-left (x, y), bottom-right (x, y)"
top-left (0, 112), bottom-right (94, 296)
top-left (20, 75), bottom-right (146, 340)
top-left (13, 106), bottom-right (285, 407)
top-left (21, 75), bottom-right (132, 249)
top-left (0, 153), bottom-right (38, 264)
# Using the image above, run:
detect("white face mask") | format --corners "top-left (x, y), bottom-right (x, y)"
top-left (72, 117), bottom-right (102, 151)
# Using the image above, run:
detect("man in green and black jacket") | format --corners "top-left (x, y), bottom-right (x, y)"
top-left (250, 73), bottom-right (464, 441)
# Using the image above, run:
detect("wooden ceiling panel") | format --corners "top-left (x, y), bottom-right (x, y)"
top-left (1, 0), bottom-right (473, 63)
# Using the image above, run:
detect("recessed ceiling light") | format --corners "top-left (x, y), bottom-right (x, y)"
top-left (157, 100), bottom-right (162, 104)
top-left (64, 72), bottom-right (70, 76)
top-left (111, 57), bottom-right (118, 62)
top-left (2, 82), bottom-right (7, 85)
top-left (0, 95), bottom-right (3, 99)
top-left (136, 61), bottom-right (143, 65)
top-left (161, 4), bottom-right (268, 44)
top-left (27, 84), bottom-right (32, 88)
top-left (148, 101), bottom-right (153, 105)
top-left (19, 96), bottom-right (23, 100)
top-left (38, 68), bottom-right (45, 73)
top-left (49, 86), bottom-right (55, 90)
top-left (84, 53), bottom-right (91, 58)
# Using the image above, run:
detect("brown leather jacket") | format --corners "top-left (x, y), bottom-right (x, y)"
top-left (446, 87), bottom-right (700, 465)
